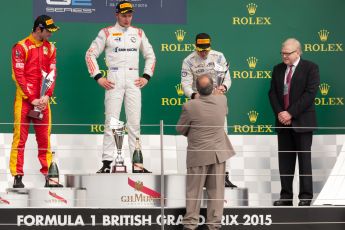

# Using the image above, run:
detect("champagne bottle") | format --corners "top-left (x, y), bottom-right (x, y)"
top-left (47, 151), bottom-right (60, 187)
top-left (132, 138), bottom-right (144, 173)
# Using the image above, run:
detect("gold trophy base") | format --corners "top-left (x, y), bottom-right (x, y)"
top-left (112, 165), bottom-right (127, 173)
top-left (27, 110), bottom-right (43, 120)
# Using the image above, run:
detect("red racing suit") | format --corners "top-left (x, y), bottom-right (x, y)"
top-left (10, 34), bottom-right (56, 176)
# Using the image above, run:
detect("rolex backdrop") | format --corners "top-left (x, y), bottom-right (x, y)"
top-left (0, 0), bottom-right (344, 135)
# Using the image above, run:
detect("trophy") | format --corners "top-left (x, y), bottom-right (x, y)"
top-left (110, 118), bottom-right (127, 173)
top-left (214, 62), bottom-right (227, 88)
top-left (27, 69), bottom-right (55, 120)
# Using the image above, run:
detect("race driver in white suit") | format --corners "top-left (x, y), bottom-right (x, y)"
top-left (85, 1), bottom-right (155, 173)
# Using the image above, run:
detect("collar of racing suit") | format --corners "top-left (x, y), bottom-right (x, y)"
top-left (115, 22), bottom-right (129, 32)
top-left (195, 50), bottom-right (210, 61)
top-left (28, 33), bottom-right (44, 47)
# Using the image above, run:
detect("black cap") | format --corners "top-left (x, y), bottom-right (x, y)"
top-left (116, 1), bottom-right (134, 14)
top-left (34, 15), bottom-right (59, 32)
top-left (195, 33), bottom-right (211, 51)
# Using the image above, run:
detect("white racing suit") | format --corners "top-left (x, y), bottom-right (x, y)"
top-left (181, 50), bottom-right (233, 171)
top-left (181, 50), bottom-right (231, 97)
top-left (86, 22), bottom-right (156, 161)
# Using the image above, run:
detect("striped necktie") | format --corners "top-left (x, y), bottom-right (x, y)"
top-left (284, 65), bottom-right (294, 110)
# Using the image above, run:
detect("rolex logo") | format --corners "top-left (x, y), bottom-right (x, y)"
top-left (319, 83), bottom-right (330, 96)
top-left (315, 83), bottom-right (343, 106)
top-left (318, 29), bottom-right (329, 42)
top-left (161, 83), bottom-right (189, 106)
top-left (234, 110), bottom-right (272, 133)
top-left (248, 110), bottom-right (259, 123)
top-left (247, 3), bottom-right (258, 16)
top-left (305, 29), bottom-right (342, 52)
top-left (233, 56), bottom-right (271, 79)
top-left (175, 83), bottom-right (184, 96)
top-left (233, 3), bottom-right (271, 25)
top-left (247, 57), bottom-right (258, 69)
top-left (175, 29), bottom-right (186, 42)
top-left (161, 29), bottom-right (194, 52)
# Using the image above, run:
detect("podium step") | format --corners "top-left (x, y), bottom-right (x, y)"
top-left (66, 174), bottom-right (249, 208)
top-left (1, 189), bottom-right (29, 207)
top-left (28, 188), bottom-right (86, 207)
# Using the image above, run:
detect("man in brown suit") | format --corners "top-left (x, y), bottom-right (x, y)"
top-left (177, 75), bottom-right (235, 230)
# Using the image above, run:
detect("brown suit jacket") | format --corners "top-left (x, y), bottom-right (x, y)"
top-left (176, 94), bottom-right (235, 168)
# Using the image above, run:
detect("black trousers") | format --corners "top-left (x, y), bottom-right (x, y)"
top-left (277, 129), bottom-right (313, 200)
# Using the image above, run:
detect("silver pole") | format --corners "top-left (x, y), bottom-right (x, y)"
top-left (160, 120), bottom-right (165, 230)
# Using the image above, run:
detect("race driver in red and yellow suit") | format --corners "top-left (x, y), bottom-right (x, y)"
top-left (10, 33), bottom-right (56, 181)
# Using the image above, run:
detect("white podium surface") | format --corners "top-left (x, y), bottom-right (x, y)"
top-left (0, 189), bottom-right (29, 208)
top-left (314, 141), bottom-right (345, 205)
top-left (29, 188), bottom-right (86, 208)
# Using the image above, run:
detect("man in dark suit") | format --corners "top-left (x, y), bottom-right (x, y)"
top-left (269, 38), bottom-right (320, 206)
top-left (177, 75), bottom-right (235, 229)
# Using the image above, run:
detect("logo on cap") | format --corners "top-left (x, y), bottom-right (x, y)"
top-left (46, 19), bottom-right (54, 25)
top-left (117, 1), bottom-right (134, 13)
top-left (120, 3), bottom-right (132, 9)
top-left (196, 39), bottom-right (210, 45)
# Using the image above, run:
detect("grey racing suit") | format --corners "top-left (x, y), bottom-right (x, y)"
top-left (181, 50), bottom-right (233, 171)
top-left (86, 22), bottom-right (156, 161)
top-left (181, 50), bottom-right (231, 98)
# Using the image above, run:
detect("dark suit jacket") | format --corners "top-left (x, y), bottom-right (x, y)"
top-left (268, 59), bottom-right (320, 133)
top-left (176, 94), bottom-right (234, 168)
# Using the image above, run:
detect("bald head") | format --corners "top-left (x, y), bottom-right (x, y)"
top-left (196, 75), bottom-right (213, 96)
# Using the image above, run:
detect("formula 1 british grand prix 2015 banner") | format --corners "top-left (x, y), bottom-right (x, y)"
top-left (1, 207), bottom-right (345, 229)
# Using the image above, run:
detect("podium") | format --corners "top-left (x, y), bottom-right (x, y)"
top-left (65, 174), bottom-right (248, 208)
top-left (0, 189), bottom-right (29, 207)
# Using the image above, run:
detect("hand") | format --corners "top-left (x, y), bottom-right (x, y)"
top-left (31, 99), bottom-right (40, 106)
top-left (217, 85), bottom-right (226, 93)
top-left (37, 95), bottom-right (50, 111)
top-left (135, 77), bottom-right (148, 88)
top-left (213, 88), bottom-right (224, 95)
top-left (31, 98), bottom-right (46, 110)
top-left (40, 95), bottom-right (50, 105)
top-left (97, 78), bottom-right (115, 90)
top-left (280, 119), bottom-right (292, 126)
top-left (278, 111), bottom-right (292, 125)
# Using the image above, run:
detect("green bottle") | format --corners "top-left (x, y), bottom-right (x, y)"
top-left (47, 151), bottom-right (60, 187)
top-left (132, 138), bottom-right (144, 173)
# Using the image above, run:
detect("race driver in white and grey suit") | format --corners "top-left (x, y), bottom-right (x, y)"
top-left (85, 1), bottom-right (155, 173)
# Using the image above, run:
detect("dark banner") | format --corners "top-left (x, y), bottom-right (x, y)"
top-left (0, 208), bottom-right (344, 229)
top-left (33, 0), bottom-right (187, 24)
